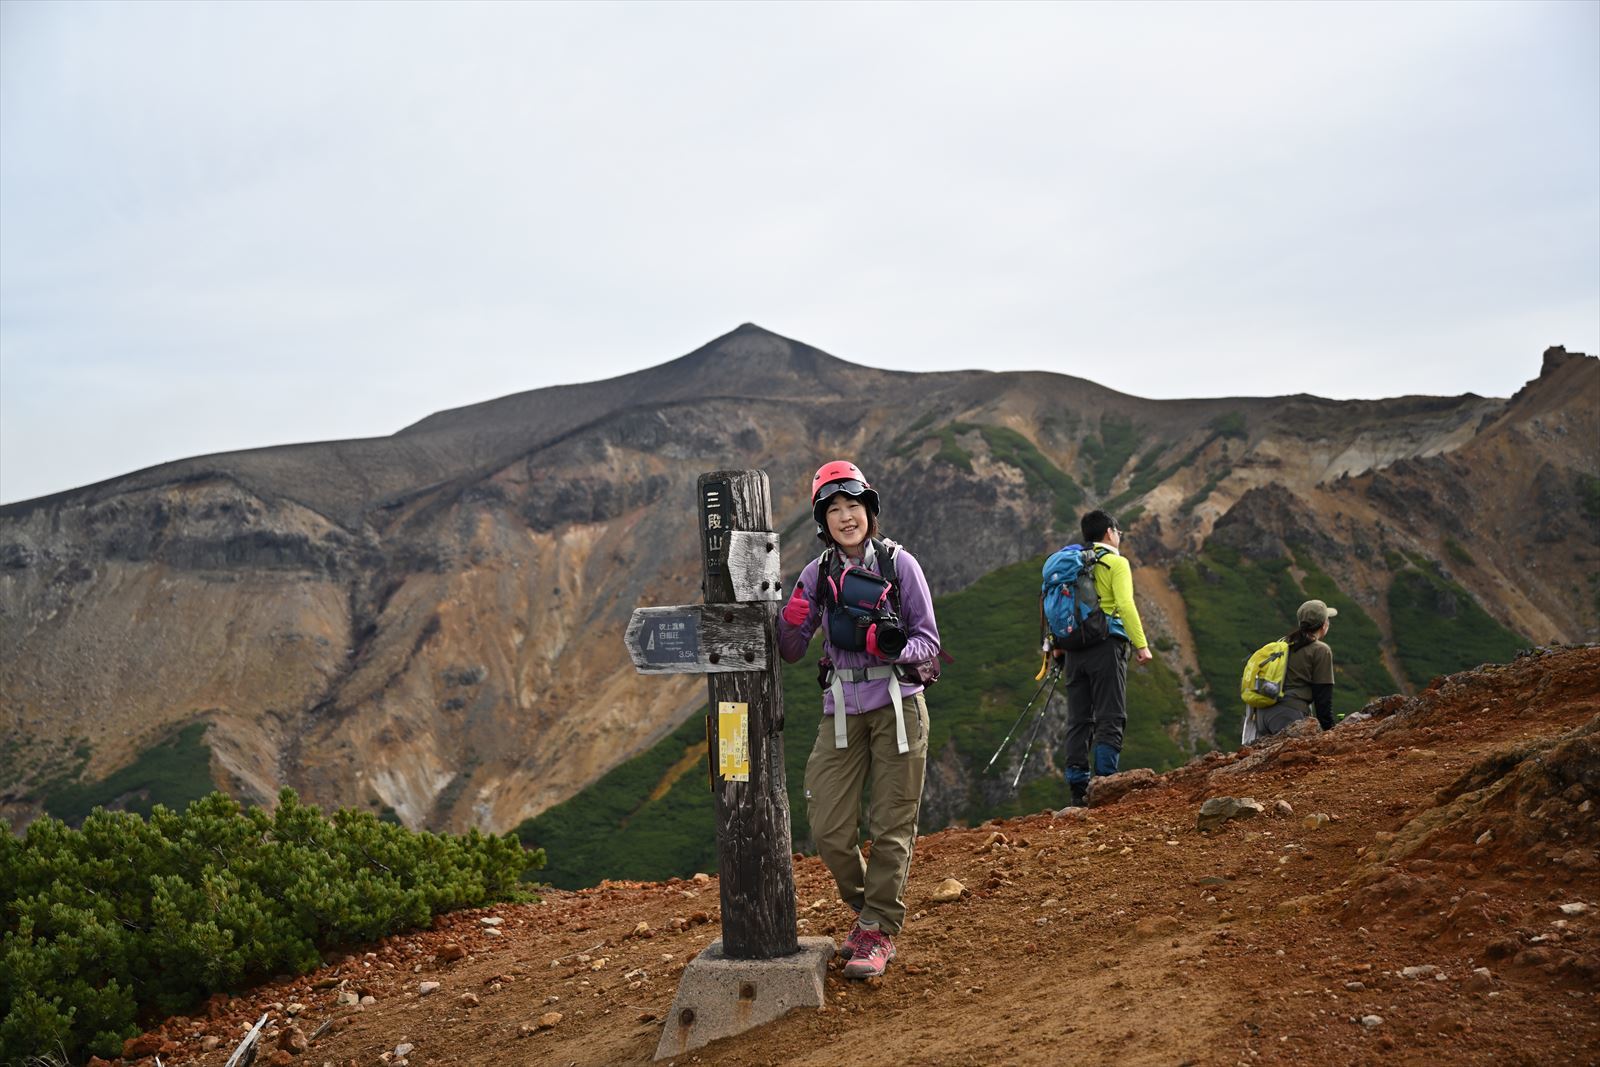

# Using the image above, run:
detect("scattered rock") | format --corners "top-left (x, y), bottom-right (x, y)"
top-left (1557, 848), bottom-right (1598, 871)
top-left (277, 1026), bottom-right (308, 1054)
top-left (692, 872), bottom-right (711, 884)
top-left (437, 943), bottom-right (468, 963)
top-left (536, 1011), bottom-right (563, 1030)
top-left (1197, 797), bottom-right (1265, 832)
top-left (1559, 902), bottom-right (1589, 916)
top-left (1360, 1015), bottom-right (1385, 1028)
top-left (929, 878), bottom-right (967, 904)
top-left (1133, 914), bottom-right (1181, 939)
top-left (1087, 767), bottom-right (1162, 807)
top-left (359, 995), bottom-right (376, 1007)
top-left (1464, 967), bottom-right (1496, 991)
top-left (1345, 981), bottom-right (1365, 991)
top-left (122, 1034), bottom-right (163, 1060)
top-left (460, 992), bottom-right (480, 1007)
top-left (479, 916), bottom-right (504, 926)
top-left (1401, 965), bottom-right (1439, 978)
top-left (1302, 813), bottom-right (1330, 830)
top-left (395, 1043), bottom-right (415, 1058)
top-left (1275, 800), bottom-right (1294, 817)
top-left (418, 982), bottom-right (441, 996)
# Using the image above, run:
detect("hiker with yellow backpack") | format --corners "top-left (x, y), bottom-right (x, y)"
top-left (1240, 599), bottom-right (1338, 743)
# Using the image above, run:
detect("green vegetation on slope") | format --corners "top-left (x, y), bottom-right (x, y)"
top-left (1388, 564), bottom-right (1525, 687)
top-left (517, 712), bottom-right (719, 890)
top-left (1104, 412), bottom-right (1245, 514)
top-left (42, 721), bottom-right (216, 825)
top-left (519, 554), bottom-right (1190, 888)
top-left (1578, 473), bottom-right (1600, 526)
top-left (1, 790), bottom-right (533, 1064)
top-left (1079, 414), bottom-right (1139, 495)
top-left (893, 422), bottom-right (1084, 531)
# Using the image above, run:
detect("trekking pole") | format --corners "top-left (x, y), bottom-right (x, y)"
top-left (1010, 669), bottom-right (1062, 790)
top-left (984, 661), bottom-right (1061, 773)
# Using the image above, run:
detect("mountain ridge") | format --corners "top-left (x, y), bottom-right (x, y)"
top-left (1, 329), bottom-right (1594, 841)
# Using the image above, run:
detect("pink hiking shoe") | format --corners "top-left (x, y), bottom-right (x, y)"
top-left (836, 923), bottom-right (871, 960)
top-left (841, 929), bottom-right (896, 979)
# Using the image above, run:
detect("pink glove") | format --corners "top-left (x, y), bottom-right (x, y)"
top-left (865, 623), bottom-right (883, 659)
top-left (782, 583), bottom-right (813, 626)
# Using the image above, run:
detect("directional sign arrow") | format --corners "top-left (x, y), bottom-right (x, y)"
top-left (624, 603), bottom-right (770, 675)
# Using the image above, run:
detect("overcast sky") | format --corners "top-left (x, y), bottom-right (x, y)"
top-left (1, 1), bottom-right (1596, 504)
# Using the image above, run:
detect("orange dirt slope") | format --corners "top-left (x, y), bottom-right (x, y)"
top-left (141, 646), bottom-right (1599, 1067)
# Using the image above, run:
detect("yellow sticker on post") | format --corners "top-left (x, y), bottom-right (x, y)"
top-left (717, 701), bottom-right (750, 782)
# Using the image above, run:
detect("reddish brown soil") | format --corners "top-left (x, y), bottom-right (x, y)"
top-left (136, 648), bottom-right (1599, 1067)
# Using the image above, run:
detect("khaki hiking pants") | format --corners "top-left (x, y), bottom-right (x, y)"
top-left (804, 692), bottom-right (929, 936)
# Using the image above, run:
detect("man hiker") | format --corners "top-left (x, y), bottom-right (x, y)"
top-left (1062, 509), bottom-right (1151, 807)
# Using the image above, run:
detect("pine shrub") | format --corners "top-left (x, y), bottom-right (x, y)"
top-left (0, 789), bottom-right (539, 1064)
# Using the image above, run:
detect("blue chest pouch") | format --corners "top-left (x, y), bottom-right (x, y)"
top-left (825, 564), bottom-right (893, 652)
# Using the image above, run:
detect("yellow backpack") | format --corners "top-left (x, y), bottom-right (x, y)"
top-left (1240, 640), bottom-right (1290, 709)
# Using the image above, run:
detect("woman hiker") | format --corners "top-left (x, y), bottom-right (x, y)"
top-left (1258, 599), bottom-right (1339, 737)
top-left (777, 461), bottom-right (942, 980)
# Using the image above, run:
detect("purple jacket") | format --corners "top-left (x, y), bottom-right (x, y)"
top-left (777, 542), bottom-right (941, 717)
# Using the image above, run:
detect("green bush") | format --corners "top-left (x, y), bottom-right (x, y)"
top-left (972, 425), bottom-right (1083, 530)
top-left (43, 723), bottom-right (217, 825)
top-left (0, 790), bottom-right (534, 1064)
top-left (1210, 411), bottom-right (1248, 440)
top-left (1388, 567), bottom-right (1525, 687)
top-left (1577, 474), bottom-right (1600, 526)
top-left (1179, 466), bottom-right (1232, 515)
top-left (1080, 414), bottom-right (1139, 495)
top-left (1443, 536), bottom-right (1474, 568)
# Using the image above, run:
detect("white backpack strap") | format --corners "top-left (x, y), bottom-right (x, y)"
top-left (831, 669), bottom-right (849, 749)
top-left (888, 671), bottom-right (908, 754)
top-left (828, 664), bottom-right (908, 753)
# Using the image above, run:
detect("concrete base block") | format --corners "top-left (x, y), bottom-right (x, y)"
top-left (653, 937), bottom-right (833, 1061)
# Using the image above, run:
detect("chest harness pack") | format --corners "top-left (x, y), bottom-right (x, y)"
top-left (815, 538), bottom-right (942, 755)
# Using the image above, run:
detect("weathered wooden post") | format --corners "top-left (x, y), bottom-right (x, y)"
top-left (623, 469), bottom-right (831, 1059)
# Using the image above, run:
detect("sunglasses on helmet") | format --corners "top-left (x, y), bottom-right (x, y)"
top-left (815, 479), bottom-right (868, 502)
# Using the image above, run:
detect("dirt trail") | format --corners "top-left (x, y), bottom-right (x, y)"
top-left (138, 647), bottom-right (1599, 1067)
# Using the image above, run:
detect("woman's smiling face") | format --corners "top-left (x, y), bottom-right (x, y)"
top-left (824, 494), bottom-right (870, 552)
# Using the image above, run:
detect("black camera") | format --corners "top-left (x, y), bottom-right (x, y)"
top-left (870, 613), bottom-right (909, 657)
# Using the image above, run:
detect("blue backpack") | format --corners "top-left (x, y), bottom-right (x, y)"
top-left (1041, 544), bottom-right (1111, 651)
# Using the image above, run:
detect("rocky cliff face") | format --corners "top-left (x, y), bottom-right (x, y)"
top-left (3, 327), bottom-right (1595, 833)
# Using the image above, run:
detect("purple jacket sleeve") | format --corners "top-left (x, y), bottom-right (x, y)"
top-left (777, 557), bottom-right (823, 663)
top-left (888, 548), bottom-right (940, 664)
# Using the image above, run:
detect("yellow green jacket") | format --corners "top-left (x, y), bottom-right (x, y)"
top-left (1091, 542), bottom-right (1147, 650)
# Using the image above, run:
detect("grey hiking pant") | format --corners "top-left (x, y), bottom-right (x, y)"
top-left (804, 693), bottom-right (929, 936)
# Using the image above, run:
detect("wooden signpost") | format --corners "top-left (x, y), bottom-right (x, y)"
top-left (624, 470), bottom-right (798, 957)
top-left (624, 469), bottom-right (827, 1058)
